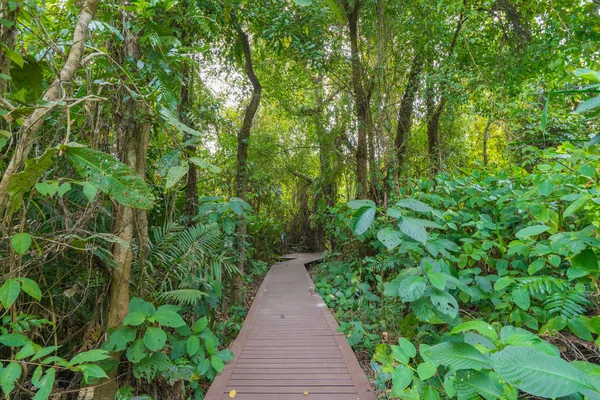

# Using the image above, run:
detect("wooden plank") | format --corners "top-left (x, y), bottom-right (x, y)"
top-left (204, 253), bottom-right (377, 400)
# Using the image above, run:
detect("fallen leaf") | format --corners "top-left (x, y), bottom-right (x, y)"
top-left (303, 391), bottom-right (309, 396)
top-left (229, 389), bottom-right (236, 398)
top-left (281, 301), bottom-right (284, 304)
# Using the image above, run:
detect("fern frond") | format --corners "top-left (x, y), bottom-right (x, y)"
top-left (515, 276), bottom-right (568, 296)
top-left (543, 291), bottom-right (590, 319)
top-left (160, 289), bottom-right (207, 305)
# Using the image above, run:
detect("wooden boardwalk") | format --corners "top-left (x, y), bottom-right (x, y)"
top-left (205, 253), bottom-right (377, 400)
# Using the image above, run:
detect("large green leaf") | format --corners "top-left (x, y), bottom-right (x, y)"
top-left (126, 339), bottom-right (148, 363)
top-left (11, 233), bottom-right (32, 255)
top-left (397, 276), bottom-right (427, 302)
top-left (511, 288), bottom-right (530, 310)
top-left (159, 107), bottom-right (202, 136)
top-left (350, 204), bottom-right (376, 236)
top-left (451, 320), bottom-right (498, 341)
top-left (143, 327), bottom-right (167, 352)
top-left (577, 95), bottom-right (600, 113)
top-left (0, 279), bottom-right (21, 309)
top-left (391, 364), bottom-right (413, 396)
top-left (399, 217), bottom-right (427, 244)
top-left (1, 362), bottom-right (21, 394)
top-left (17, 277), bottom-right (41, 300)
top-left (427, 342), bottom-right (490, 370)
top-left (165, 161), bottom-right (189, 190)
top-left (69, 349), bottom-right (110, 366)
top-left (515, 225), bottom-right (550, 239)
top-left (453, 370), bottom-right (503, 400)
top-left (377, 228), bottom-right (403, 250)
top-left (153, 310), bottom-right (186, 328)
top-left (489, 346), bottom-right (593, 397)
top-left (211, 355), bottom-right (224, 372)
top-left (33, 368), bottom-right (55, 400)
top-left (396, 198), bottom-right (433, 213)
top-left (64, 145), bottom-right (154, 209)
top-left (430, 289), bottom-right (459, 318)
top-left (574, 68), bottom-right (600, 83)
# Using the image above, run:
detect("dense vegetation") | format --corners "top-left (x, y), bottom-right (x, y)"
top-left (0, 0), bottom-right (599, 399)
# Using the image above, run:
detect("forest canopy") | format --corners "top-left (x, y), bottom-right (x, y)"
top-left (1, 0), bottom-right (599, 399)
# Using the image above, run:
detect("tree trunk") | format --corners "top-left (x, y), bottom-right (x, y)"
top-left (93, 15), bottom-right (151, 400)
top-left (482, 116), bottom-right (493, 165)
top-left (0, 4), bottom-right (18, 97)
top-left (345, 0), bottom-right (369, 199)
top-left (393, 54), bottom-right (422, 177)
top-left (229, 11), bottom-right (262, 306)
top-left (179, 66), bottom-right (198, 220)
top-left (0, 0), bottom-right (98, 214)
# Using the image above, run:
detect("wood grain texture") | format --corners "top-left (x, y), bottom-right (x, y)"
top-left (205, 253), bottom-right (377, 400)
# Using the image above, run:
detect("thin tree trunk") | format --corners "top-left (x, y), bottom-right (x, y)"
top-left (93, 15), bottom-right (151, 400)
top-left (0, 4), bottom-right (18, 96)
top-left (229, 11), bottom-right (262, 306)
top-left (179, 66), bottom-right (198, 220)
top-left (344, 0), bottom-right (369, 199)
top-left (482, 117), bottom-right (493, 165)
top-left (0, 0), bottom-right (98, 214)
top-left (391, 53), bottom-right (422, 182)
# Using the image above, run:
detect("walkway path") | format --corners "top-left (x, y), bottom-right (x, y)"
top-left (205, 253), bottom-right (377, 400)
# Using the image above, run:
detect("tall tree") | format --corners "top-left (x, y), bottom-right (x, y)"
top-left (229, 10), bottom-right (262, 305)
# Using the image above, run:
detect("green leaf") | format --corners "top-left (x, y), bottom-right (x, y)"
top-left (577, 95), bottom-right (600, 113)
top-left (165, 162), bottom-right (189, 190)
top-left (423, 386), bottom-right (440, 400)
top-left (350, 204), bottom-right (376, 235)
top-left (143, 327), bottom-right (167, 352)
top-left (57, 182), bottom-right (72, 197)
top-left (0, 333), bottom-right (31, 346)
top-left (204, 333), bottom-right (218, 355)
top-left (570, 249), bottom-right (598, 279)
top-left (2, 46), bottom-right (23, 67)
top-left (211, 355), bottom-right (224, 372)
top-left (430, 289), bottom-right (459, 318)
top-left (529, 204), bottom-right (549, 223)
top-left (81, 181), bottom-right (97, 202)
top-left (397, 276), bottom-right (427, 302)
top-left (515, 225), bottom-right (550, 239)
top-left (391, 364), bottom-right (413, 396)
top-left (427, 342), bottom-right (490, 370)
top-left (153, 310), bottom-right (186, 328)
top-left (347, 199), bottom-right (375, 210)
top-left (126, 338), bottom-right (148, 363)
top-left (399, 217), bottom-right (428, 244)
top-left (417, 362), bottom-right (437, 380)
top-left (390, 338), bottom-right (416, 363)
top-left (11, 233), bottom-right (32, 255)
top-left (428, 272), bottom-right (446, 291)
top-left (0, 279), bottom-right (21, 308)
top-left (574, 68), bottom-right (600, 83)
top-left (189, 157), bottom-right (221, 173)
top-left (229, 197), bottom-right (252, 216)
top-left (31, 346), bottom-right (60, 362)
top-left (159, 107), bottom-right (202, 137)
top-left (490, 346), bottom-right (593, 397)
top-left (17, 278), bottom-right (41, 300)
top-left (32, 368), bottom-right (55, 400)
top-left (217, 349), bottom-right (234, 362)
top-left (293, 0), bottom-right (312, 5)
top-left (123, 312), bottom-right (146, 326)
top-left (494, 277), bottom-right (514, 291)
top-left (453, 370), bottom-right (503, 400)
top-left (129, 297), bottom-right (153, 316)
top-left (568, 318), bottom-right (594, 341)
top-left (1, 362), bottom-right (21, 394)
top-left (105, 326), bottom-right (137, 352)
top-left (537, 180), bottom-right (554, 196)
top-left (187, 335), bottom-right (200, 356)
top-left (377, 228), bottom-right (403, 250)
top-left (194, 317), bottom-right (208, 333)
top-left (69, 349), bottom-right (110, 366)
top-left (512, 288), bottom-right (531, 310)
top-left (396, 198), bottom-right (433, 213)
top-left (564, 196), bottom-right (590, 218)
top-left (451, 320), bottom-right (498, 341)
top-left (64, 145), bottom-right (154, 209)
top-left (78, 364), bottom-right (108, 382)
